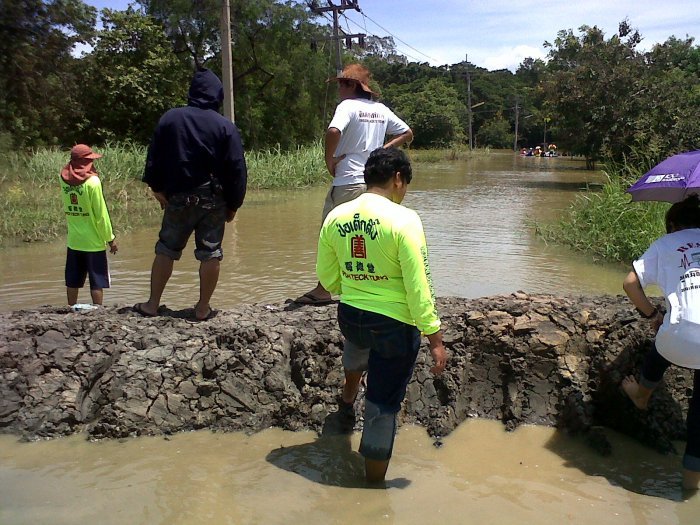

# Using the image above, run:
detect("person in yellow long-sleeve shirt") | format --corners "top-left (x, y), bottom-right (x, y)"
top-left (59, 144), bottom-right (118, 306)
top-left (317, 147), bottom-right (447, 483)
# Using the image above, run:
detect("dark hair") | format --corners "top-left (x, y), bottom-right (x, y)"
top-left (364, 147), bottom-right (412, 187)
top-left (666, 194), bottom-right (700, 233)
top-left (355, 86), bottom-right (372, 100)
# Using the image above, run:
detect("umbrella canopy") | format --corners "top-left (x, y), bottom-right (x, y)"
top-left (627, 150), bottom-right (700, 203)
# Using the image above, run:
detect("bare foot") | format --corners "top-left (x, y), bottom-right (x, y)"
top-left (621, 375), bottom-right (650, 410)
top-left (194, 303), bottom-right (215, 321)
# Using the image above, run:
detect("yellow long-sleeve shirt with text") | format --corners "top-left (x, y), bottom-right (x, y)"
top-left (60, 176), bottom-right (115, 252)
top-left (317, 192), bottom-right (440, 335)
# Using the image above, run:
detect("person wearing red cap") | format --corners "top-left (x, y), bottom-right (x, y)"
top-left (59, 144), bottom-right (118, 306)
top-left (287, 63), bottom-right (413, 309)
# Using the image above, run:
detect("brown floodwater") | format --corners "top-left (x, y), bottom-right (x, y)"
top-left (3, 152), bottom-right (695, 524)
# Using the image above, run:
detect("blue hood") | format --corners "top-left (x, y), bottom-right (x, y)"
top-left (187, 69), bottom-right (224, 110)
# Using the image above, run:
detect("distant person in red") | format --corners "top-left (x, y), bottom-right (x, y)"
top-left (59, 144), bottom-right (118, 306)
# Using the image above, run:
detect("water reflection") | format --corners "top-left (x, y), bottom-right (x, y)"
top-left (0, 153), bottom-right (626, 312)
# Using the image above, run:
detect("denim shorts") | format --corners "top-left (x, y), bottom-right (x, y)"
top-left (156, 184), bottom-right (227, 261)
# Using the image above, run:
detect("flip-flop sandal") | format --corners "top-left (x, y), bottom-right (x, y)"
top-left (290, 292), bottom-right (337, 306)
top-left (133, 303), bottom-right (157, 317)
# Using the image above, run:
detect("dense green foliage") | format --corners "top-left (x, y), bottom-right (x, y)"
top-left (0, 0), bottom-right (97, 146)
top-left (0, 2), bottom-right (696, 167)
top-left (81, 8), bottom-right (189, 144)
top-left (542, 21), bottom-right (700, 168)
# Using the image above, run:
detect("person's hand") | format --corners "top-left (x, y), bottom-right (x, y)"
top-left (108, 240), bottom-right (118, 254)
top-left (326, 154), bottom-right (346, 177)
top-left (225, 209), bottom-right (237, 223)
top-left (152, 191), bottom-right (168, 209)
top-left (651, 310), bottom-right (663, 334)
top-left (430, 344), bottom-right (447, 375)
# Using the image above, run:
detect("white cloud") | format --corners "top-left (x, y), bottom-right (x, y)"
top-left (481, 45), bottom-right (546, 72)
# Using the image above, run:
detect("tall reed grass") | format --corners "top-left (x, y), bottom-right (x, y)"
top-left (246, 141), bottom-right (326, 188)
top-left (0, 141), bottom-right (327, 244)
top-left (537, 159), bottom-right (669, 263)
top-left (410, 146), bottom-right (491, 164)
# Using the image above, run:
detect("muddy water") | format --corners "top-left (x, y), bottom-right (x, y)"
top-left (1, 421), bottom-right (697, 524)
top-left (4, 153), bottom-right (693, 524)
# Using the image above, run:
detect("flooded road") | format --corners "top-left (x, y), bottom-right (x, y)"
top-left (3, 153), bottom-right (689, 525)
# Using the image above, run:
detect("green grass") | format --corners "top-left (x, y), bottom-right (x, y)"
top-left (537, 160), bottom-right (669, 263)
top-left (410, 145), bottom-right (491, 163)
top-left (246, 141), bottom-right (326, 188)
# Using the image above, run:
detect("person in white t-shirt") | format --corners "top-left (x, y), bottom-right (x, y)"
top-left (288, 63), bottom-right (413, 308)
top-left (622, 194), bottom-right (700, 490)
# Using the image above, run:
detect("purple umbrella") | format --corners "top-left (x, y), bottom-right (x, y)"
top-left (627, 150), bottom-right (700, 203)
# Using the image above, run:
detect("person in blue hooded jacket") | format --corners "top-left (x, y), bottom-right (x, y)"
top-left (134, 68), bottom-right (248, 321)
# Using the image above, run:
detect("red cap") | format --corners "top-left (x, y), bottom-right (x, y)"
top-left (70, 144), bottom-right (102, 160)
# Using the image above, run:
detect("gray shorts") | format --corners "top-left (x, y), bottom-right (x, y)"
top-left (155, 184), bottom-right (227, 261)
top-left (321, 183), bottom-right (366, 222)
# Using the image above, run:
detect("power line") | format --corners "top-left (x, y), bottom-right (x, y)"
top-left (337, 12), bottom-right (425, 63)
top-left (354, 8), bottom-right (439, 63)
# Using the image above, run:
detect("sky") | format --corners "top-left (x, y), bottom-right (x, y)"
top-left (84, 0), bottom-right (699, 71)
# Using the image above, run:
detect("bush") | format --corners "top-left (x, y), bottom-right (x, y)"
top-left (537, 160), bottom-right (669, 263)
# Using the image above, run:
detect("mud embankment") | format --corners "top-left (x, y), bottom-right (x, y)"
top-left (0, 294), bottom-right (691, 455)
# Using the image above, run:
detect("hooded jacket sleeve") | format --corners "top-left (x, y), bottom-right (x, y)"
top-left (216, 123), bottom-right (248, 211)
top-left (142, 124), bottom-right (166, 193)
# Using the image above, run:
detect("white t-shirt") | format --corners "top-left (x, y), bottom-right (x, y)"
top-left (327, 98), bottom-right (410, 187)
top-left (633, 228), bottom-right (700, 368)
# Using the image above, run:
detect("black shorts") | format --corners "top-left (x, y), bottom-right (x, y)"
top-left (65, 248), bottom-right (111, 289)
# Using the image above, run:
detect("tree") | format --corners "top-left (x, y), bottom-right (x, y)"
top-left (141, 0), bottom-right (331, 149)
top-left (541, 20), bottom-right (646, 167)
top-left (139, 0), bottom-right (219, 69)
top-left (81, 8), bottom-right (189, 144)
top-left (477, 112), bottom-right (512, 149)
top-left (349, 35), bottom-right (407, 65)
top-left (632, 37), bottom-right (700, 165)
top-left (0, 0), bottom-right (97, 147)
top-left (390, 78), bottom-right (466, 148)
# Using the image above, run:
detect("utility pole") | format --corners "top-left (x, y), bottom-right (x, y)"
top-left (220, 0), bottom-right (234, 121)
top-left (513, 100), bottom-right (520, 152)
top-left (465, 55), bottom-right (473, 150)
top-left (310, 1), bottom-right (363, 75)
